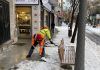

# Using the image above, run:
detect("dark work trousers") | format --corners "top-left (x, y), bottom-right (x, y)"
top-left (27, 40), bottom-right (45, 57)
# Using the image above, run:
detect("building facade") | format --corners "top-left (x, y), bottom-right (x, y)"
top-left (15, 0), bottom-right (57, 38)
top-left (0, 0), bottom-right (60, 45)
top-left (15, 0), bottom-right (40, 38)
top-left (0, 0), bottom-right (16, 45)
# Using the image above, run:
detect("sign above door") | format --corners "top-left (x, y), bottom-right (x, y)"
top-left (16, 0), bottom-right (39, 5)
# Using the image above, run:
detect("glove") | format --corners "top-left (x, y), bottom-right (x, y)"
top-left (49, 39), bottom-right (58, 46)
top-left (50, 41), bottom-right (54, 44)
top-left (49, 39), bottom-right (54, 44)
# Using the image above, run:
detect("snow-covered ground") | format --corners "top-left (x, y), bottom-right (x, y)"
top-left (11, 47), bottom-right (61, 70)
top-left (85, 37), bottom-right (100, 70)
top-left (11, 24), bottom-right (100, 70)
top-left (85, 25), bottom-right (100, 70)
top-left (86, 24), bottom-right (100, 36)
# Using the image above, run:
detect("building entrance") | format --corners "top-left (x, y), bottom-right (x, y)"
top-left (16, 6), bottom-right (32, 38)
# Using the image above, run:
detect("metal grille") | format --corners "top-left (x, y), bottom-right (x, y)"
top-left (0, 0), bottom-right (10, 45)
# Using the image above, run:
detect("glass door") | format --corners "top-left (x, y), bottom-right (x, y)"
top-left (16, 6), bottom-right (32, 38)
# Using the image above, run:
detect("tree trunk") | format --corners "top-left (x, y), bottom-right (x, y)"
top-left (71, 15), bottom-right (78, 43)
top-left (68, 0), bottom-right (76, 37)
top-left (74, 0), bottom-right (87, 70)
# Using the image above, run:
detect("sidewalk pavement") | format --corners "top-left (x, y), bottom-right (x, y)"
top-left (0, 24), bottom-right (75, 70)
top-left (9, 24), bottom-right (75, 70)
top-left (0, 39), bottom-right (31, 70)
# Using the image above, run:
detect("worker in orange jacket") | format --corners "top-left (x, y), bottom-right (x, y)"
top-left (26, 25), bottom-right (53, 58)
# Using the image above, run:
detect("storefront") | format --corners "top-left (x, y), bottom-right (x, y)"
top-left (42, 0), bottom-right (52, 29)
top-left (44, 10), bottom-right (50, 27)
top-left (15, 0), bottom-right (55, 38)
top-left (15, 0), bottom-right (40, 38)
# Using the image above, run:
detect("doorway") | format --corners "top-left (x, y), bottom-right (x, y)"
top-left (16, 6), bottom-right (32, 38)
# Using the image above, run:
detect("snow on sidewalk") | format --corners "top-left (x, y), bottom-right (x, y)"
top-left (11, 24), bottom-right (75, 70)
top-left (85, 37), bottom-right (100, 70)
top-left (13, 47), bottom-right (61, 70)
top-left (85, 25), bottom-right (100, 70)
top-left (11, 24), bottom-right (100, 70)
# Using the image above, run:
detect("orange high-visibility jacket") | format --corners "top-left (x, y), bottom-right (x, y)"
top-left (32, 28), bottom-right (51, 45)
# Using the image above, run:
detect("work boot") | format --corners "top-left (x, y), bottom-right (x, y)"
top-left (40, 57), bottom-right (46, 62)
top-left (26, 55), bottom-right (31, 58)
top-left (26, 46), bottom-right (35, 58)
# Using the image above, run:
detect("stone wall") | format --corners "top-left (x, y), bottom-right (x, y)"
top-left (0, 0), bottom-right (17, 53)
top-left (7, 0), bottom-right (18, 43)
